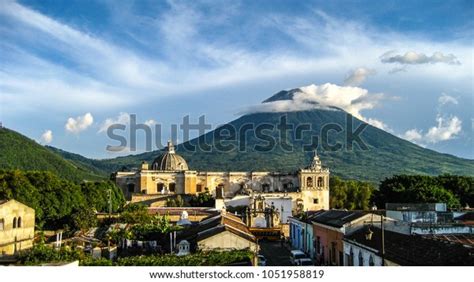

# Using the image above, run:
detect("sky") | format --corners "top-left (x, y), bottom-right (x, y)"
top-left (0, 0), bottom-right (473, 159)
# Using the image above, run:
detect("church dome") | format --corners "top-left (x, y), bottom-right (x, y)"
top-left (151, 141), bottom-right (189, 171)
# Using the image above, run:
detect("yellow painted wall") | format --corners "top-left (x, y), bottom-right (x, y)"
top-left (0, 200), bottom-right (35, 256)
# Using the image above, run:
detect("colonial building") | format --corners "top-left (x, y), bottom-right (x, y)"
top-left (0, 199), bottom-right (35, 257)
top-left (343, 226), bottom-right (474, 266)
top-left (288, 210), bottom-right (382, 266)
top-left (174, 209), bottom-right (258, 261)
top-left (115, 141), bottom-right (330, 213)
top-left (289, 211), bottom-right (323, 259)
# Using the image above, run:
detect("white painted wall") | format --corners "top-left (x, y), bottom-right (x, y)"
top-left (343, 241), bottom-right (383, 266)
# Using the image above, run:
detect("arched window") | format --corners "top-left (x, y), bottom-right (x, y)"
top-left (262, 183), bottom-right (270, 192)
top-left (358, 251), bottom-right (364, 266)
top-left (317, 177), bottom-right (324, 187)
top-left (13, 217), bottom-right (17, 229)
top-left (17, 217), bottom-right (22, 228)
top-left (369, 255), bottom-right (374, 266)
top-left (306, 177), bottom-right (313, 188)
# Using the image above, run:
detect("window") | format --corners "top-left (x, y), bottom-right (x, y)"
top-left (157, 183), bottom-right (164, 193)
top-left (0, 218), bottom-right (4, 230)
top-left (315, 236), bottom-right (320, 254)
top-left (262, 183), bottom-right (270, 192)
top-left (317, 177), bottom-right (324, 188)
top-left (216, 184), bottom-right (224, 199)
top-left (196, 184), bottom-right (202, 193)
top-left (313, 198), bottom-right (319, 204)
top-left (127, 183), bottom-right (135, 193)
top-left (369, 255), bottom-right (374, 266)
top-left (13, 217), bottom-right (17, 229)
top-left (169, 183), bottom-right (176, 192)
top-left (358, 251), bottom-right (364, 266)
top-left (321, 247), bottom-right (325, 264)
top-left (17, 217), bottom-right (22, 228)
top-left (306, 177), bottom-right (313, 188)
top-left (331, 242), bottom-right (336, 264)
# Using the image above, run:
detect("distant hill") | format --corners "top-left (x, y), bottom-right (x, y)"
top-left (45, 146), bottom-right (113, 177)
top-left (0, 127), bottom-right (106, 182)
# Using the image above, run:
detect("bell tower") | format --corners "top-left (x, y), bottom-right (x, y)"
top-left (298, 150), bottom-right (330, 210)
top-left (300, 151), bottom-right (329, 190)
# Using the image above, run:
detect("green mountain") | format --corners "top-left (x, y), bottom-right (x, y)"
top-left (2, 88), bottom-right (473, 183)
top-left (46, 146), bottom-right (115, 176)
top-left (0, 127), bottom-right (106, 182)
top-left (94, 89), bottom-right (474, 182)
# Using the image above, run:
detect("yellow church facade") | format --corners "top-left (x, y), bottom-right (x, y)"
top-left (114, 142), bottom-right (330, 213)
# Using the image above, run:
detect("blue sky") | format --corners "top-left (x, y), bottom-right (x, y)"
top-left (0, 0), bottom-right (472, 159)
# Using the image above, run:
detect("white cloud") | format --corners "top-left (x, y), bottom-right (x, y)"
top-left (401, 129), bottom-right (423, 143)
top-left (364, 118), bottom-right (392, 132)
top-left (98, 113), bottom-right (159, 133)
top-left (402, 115), bottom-right (462, 144)
top-left (65, 113), bottom-right (94, 134)
top-left (425, 115), bottom-right (462, 143)
top-left (144, 119), bottom-right (157, 127)
top-left (241, 83), bottom-right (388, 128)
top-left (380, 51), bottom-right (461, 65)
top-left (98, 112), bottom-right (131, 133)
top-left (343, 67), bottom-right (376, 86)
top-left (438, 93), bottom-right (458, 105)
top-left (39, 129), bottom-right (53, 144)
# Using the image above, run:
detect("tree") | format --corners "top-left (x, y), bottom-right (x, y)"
top-left (373, 175), bottom-right (462, 209)
top-left (0, 170), bottom-right (126, 230)
top-left (71, 208), bottom-right (98, 231)
top-left (329, 177), bottom-right (347, 209)
top-left (166, 195), bottom-right (185, 207)
top-left (330, 176), bottom-right (374, 210)
top-left (437, 174), bottom-right (474, 207)
top-left (189, 190), bottom-right (215, 207)
top-left (80, 181), bottom-right (125, 212)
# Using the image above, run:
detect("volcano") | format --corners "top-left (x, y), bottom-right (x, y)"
top-left (96, 86), bottom-right (474, 182)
